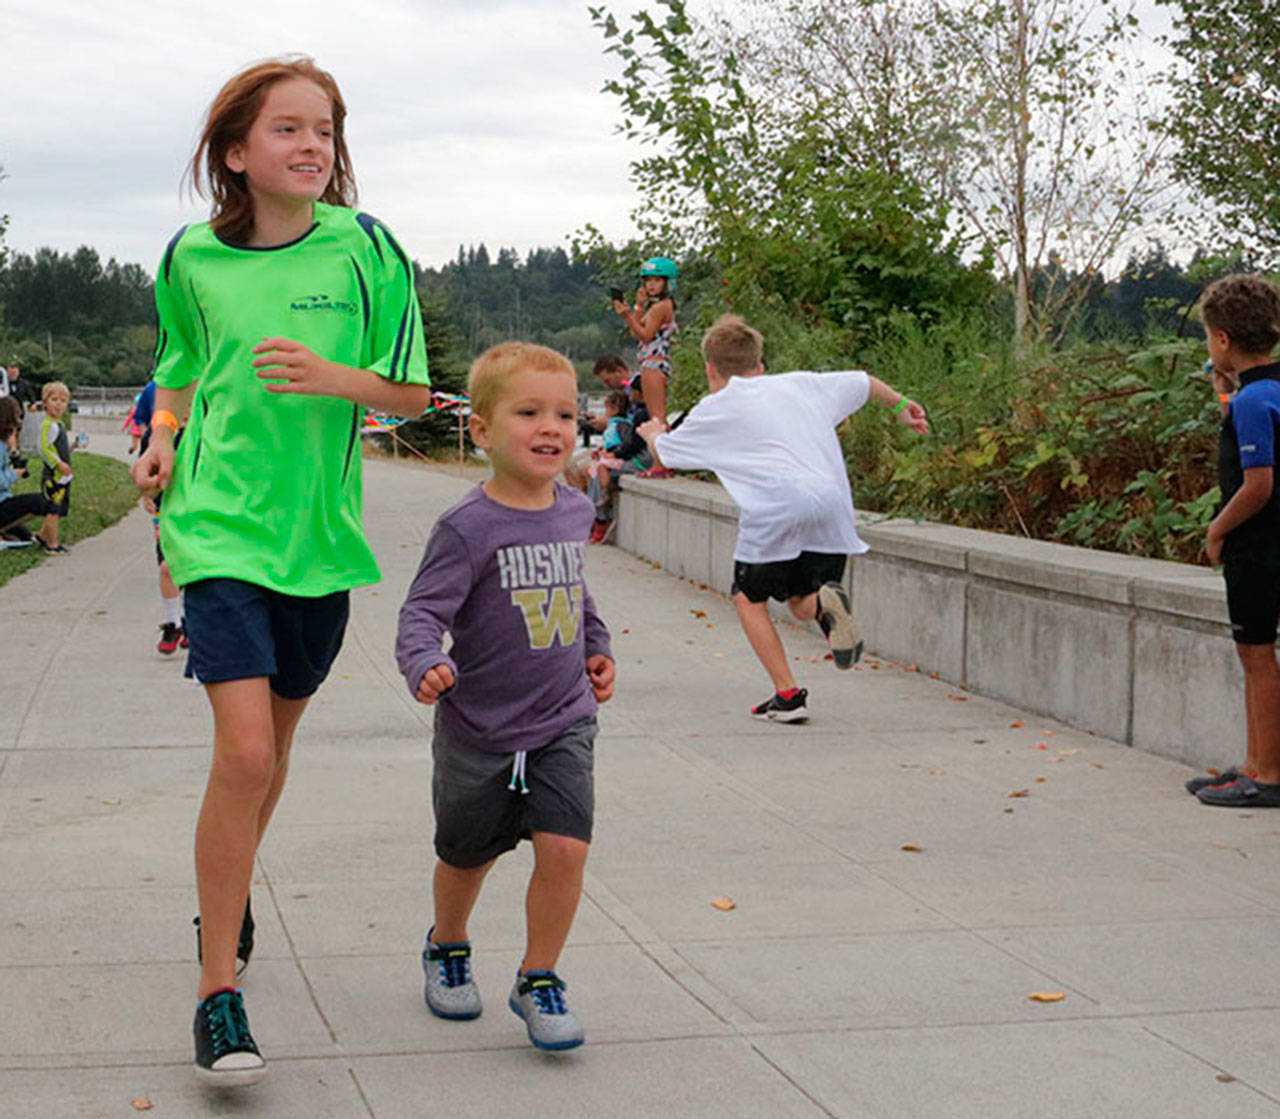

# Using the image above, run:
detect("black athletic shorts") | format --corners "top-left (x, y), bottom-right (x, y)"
top-left (40, 469), bottom-right (70, 516)
top-left (182, 577), bottom-right (349, 698)
top-left (431, 712), bottom-right (596, 869)
top-left (1224, 551), bottom-right (1280, 645)
top-left (731, 551), bottom-right (847, 604)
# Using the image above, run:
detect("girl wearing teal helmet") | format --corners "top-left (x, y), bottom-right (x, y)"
top-left (613, 256), bottom-right (677, 437)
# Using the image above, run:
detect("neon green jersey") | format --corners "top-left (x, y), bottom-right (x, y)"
top-left (153, 203), bottom-right (429, 596)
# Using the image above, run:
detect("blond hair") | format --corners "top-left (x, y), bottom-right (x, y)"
top-left (700, 313), bottom-right (763, 377)
top-left (468, 342), bottom-right (577, 418)
top-left (41, 380), bottom-right (69, 407)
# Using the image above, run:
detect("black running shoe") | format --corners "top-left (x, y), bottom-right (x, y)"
top-left (195, 897), bottom-right (256, 977)
top-left (193, 988), bottom-right (265, 1086)
top-left (157, 622), bottom-right (182, 655)
top-left (751, 688), bottom-right (809, 723)
top-left (1185, 768), bottom-right (1240, 794)
top-left (817, 582), bottom-right (863, 669)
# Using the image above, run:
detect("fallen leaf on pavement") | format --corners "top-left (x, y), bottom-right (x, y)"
top-left (1008, 789), bottom-right (1030, 798)
top-left (1059, 748), bottom-right (1079, 756)
top-left (1028, 991), bottom-right (1065, 1003)
top-left (131, 1101), bottom-right (154, 1112)
top-left (929, 768), bottom-right (946, 776)
top-left (691, 610), bottom-right (707, 618)
top-left (1009, 720), bottom-right (1026, 728)
top-left (711, 897), bottom-right (736, 911)
top-left (1217, 1073), bottom-right (1237, 1083)
top-left (900, 844), bottom-right (923, 852)
top-left (1035, 777), bottom-right (1046, 783)
top-left (948, 694), bottom-right (968, 702)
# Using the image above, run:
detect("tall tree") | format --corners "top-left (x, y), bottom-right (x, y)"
top-left (1157, 0), bottom-right (1280, 256)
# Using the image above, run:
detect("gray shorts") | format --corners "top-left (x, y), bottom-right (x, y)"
top-left (432, 713), bottom-right (596, 869)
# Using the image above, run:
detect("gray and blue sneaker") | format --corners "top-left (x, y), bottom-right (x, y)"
top-left (423, 927), bottom-right (482, 1020)
top-left (193, 988), bottom-right (266, 1086)
top-left (817, 582), bottom-right (862, 669)
top-left (508, 970), bottom-right (584, 1050)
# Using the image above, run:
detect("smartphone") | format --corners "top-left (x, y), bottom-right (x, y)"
top-left (610, 286), bottom-right (625, 303)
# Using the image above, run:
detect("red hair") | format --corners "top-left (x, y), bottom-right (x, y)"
top-left (187, 55), bottom-right (357, 244)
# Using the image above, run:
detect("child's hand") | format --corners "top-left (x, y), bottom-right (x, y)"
top-left (586, 654), bottom-right (615, 703)
top-left (132, 439), bottom-right (173, 498)
top-left (1206, 526), bottom-right (1225, 566)
top-left (415, 663), bottom-right (456, 705)
top-left (636, 418), bottom-right (667, 444)
top-left (612, 299), bottom-right (628, 316)
top-left (58, 461), bottom-right (72, 477)
top-left (142, 496), bottom-right (158, 515)
top-left (896, 400), bottom-right (929, 435)
top-left (253, 338), bottom-right (343, 398)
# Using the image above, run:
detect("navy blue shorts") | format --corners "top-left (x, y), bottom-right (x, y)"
top-left (182, 578), bottom-right (350, 699)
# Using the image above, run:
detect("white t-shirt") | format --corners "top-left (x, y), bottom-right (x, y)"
top-left (654, 370), bottom-right (871, 563)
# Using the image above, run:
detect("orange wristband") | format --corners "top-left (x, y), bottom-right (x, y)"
top-left (1218, 393), bottom-right (1231, 404)
top-left (152, 409), bottom-right (179, 432)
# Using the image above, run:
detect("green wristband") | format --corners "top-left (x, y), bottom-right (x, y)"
top-left (891, 396), bottom-right (910, 415)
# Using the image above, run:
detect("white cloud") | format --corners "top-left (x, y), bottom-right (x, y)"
top-left (0, 0), bottom-right (647, 272)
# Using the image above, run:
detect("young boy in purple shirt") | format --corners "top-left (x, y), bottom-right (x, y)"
top-left (396, 341), bottom-right (615, 1050)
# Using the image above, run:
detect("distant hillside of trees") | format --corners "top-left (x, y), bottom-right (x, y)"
top-left (0, 237), bottom-right (1220, 394)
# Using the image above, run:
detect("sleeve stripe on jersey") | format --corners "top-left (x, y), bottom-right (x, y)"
top-left (162, 225), bottom-right (189, 284)
top-left (348, 255), bottom-right (371, 331)
top-left (191, 290), bottom-right (211, 359)
top-left (153, 326), bottom-right (169, 368)
top-left (389, 303), bottom-right (410, 383)
top-left (355, 212), bottom-right (384, 262)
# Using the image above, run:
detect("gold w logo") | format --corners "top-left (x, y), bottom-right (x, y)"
top-left (511, 586), bottom-right (583, 649)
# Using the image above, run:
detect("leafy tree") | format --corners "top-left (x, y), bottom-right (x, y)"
top-left (590, 0), bottom-right (989, 344)
top-left (1157, 0), bottom-right (1280, 256)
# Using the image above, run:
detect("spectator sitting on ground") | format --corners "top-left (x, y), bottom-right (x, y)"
top-left (0, 396), bottom-right (56, 546)
top-left (587, 386), bottom-right (653, 544)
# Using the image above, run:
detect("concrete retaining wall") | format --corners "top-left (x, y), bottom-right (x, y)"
top-left (617, 475), bottom-right (1241, 769)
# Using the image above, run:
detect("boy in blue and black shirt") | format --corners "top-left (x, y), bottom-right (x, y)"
top-left (1192, 275), bottom-right (1280, 806)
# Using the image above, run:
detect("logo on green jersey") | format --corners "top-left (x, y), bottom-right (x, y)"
top-left (290, 293), bottom-right (357, 316)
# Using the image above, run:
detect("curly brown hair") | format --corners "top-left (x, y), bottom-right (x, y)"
top-left (1201, 274), bottom-right (1280, 355)
top-left (187, 55), bottom-right (356, 246)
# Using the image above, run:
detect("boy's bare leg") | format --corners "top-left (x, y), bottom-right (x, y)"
top-left (37, 514), bottom-right (59, 547)
top-left (639, 366), bottom-right (667, 427)
top-left (1238, 644), bottom-right (1280, 783)
top-left (522, 831), bottom-right (589, 973)
top-left (433, 857), bottom-right (495, 943)
top-left (733, 592), bottom-right (797, 693)
top-left (196, 677), bottom-right (277, 998)
top-left (787, 592), bottom-right (819, 624)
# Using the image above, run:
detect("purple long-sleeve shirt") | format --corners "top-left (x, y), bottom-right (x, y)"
top-left (396, 483), bottom-right (612, 754)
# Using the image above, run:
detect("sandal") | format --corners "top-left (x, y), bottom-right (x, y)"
top-left (36, 538), bottom-right (70, 555)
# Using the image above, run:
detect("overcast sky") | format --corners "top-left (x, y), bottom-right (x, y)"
top-left (2, 0), bottom-right (664, 275)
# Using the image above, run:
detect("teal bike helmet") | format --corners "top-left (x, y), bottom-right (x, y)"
top-left (639, 256), bottom-right (679, 292)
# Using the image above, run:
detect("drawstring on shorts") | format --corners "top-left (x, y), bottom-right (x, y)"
top-left (508, 751), bottom-right (530, 795)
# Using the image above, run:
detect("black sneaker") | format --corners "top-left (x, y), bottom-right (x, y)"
top-left (157, 622), bottom-right (182, 655)
top-left (1185, 768), bottom-right (1240, 795)
top-left (195, 897), bottom-right (256, 977)
top-left (193, 988), bottom-right (265, 1086)
top-left (817, 582), bottom-right (862, 669)
top-left (751, 688), bottom-right (809, 723)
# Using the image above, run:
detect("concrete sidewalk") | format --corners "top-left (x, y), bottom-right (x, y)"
top-left (3, 444), bottom-right (1280, 1118)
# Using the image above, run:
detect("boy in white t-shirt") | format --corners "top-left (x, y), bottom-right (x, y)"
top-left (638, 314), bottom-right (928, 722)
